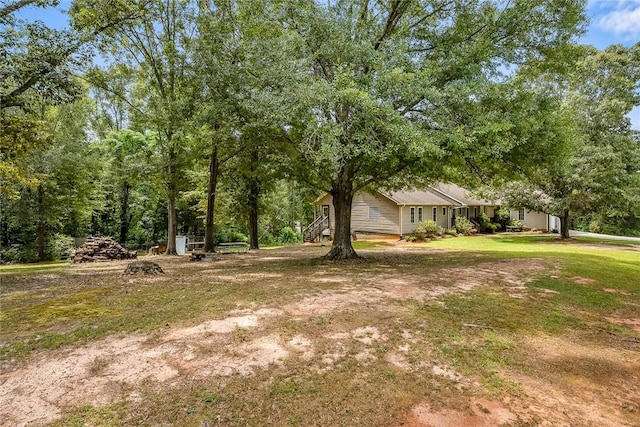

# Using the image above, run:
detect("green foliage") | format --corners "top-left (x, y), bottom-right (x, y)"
top-left (411, 220), bottom-right (443, 240)
top-left (454, 217), bottom-right (476, 236)
top-left (215, 225), bottom-right (248, 244)
top-left (495, 208), bottom-right (511, 230)
top-left (498, 44), bottom-right (640, 238)
top-left (477, 212), bottom-right (500, 233)
top-left (508, 219), bottom-right (524, 228)
top-left (279, 227), bottom-right (302, 245)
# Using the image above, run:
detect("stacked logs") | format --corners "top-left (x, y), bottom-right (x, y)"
top-left (72, 237), bottom-right (137, 263)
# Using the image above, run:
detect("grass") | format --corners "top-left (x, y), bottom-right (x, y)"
top-left (1, 235), bottom-right (639, 426)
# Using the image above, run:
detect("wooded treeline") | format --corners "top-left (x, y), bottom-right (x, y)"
top-left (1, 0), bottom-right (639, 262)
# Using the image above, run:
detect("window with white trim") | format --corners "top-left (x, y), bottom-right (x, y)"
top-left (418, 207), bottom-right (423, 222)
top-left (473, 207), bottom-right (478, 218)
top-left (368, 206), bottom-right (380, 221)
top-left (442, 207), bottom-right (446, 216)
top-left (432, 207), bottom-right (437, 221)
top-left (518, 209), bottom-right (525, 221)
top-left (410, 207), bottom-right (415, 223)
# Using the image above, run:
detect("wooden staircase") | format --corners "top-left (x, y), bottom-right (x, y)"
top-left (303, 216), bottom-right (329, 242)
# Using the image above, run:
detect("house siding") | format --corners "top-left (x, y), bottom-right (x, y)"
top-left (351, 192), bottom-right (399, 234)
top-left (318, 192), bottom-right (400, 236)
top-left (401, 204), bottom-right (451, 234)
top-left (510, 209), bottom-right (549, 230)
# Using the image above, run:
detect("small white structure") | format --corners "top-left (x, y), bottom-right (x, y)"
top-left (175, 236), bottom-right (187, 255)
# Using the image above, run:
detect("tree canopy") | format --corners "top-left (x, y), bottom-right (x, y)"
top-left (2, 0), bottom-right (639, 263)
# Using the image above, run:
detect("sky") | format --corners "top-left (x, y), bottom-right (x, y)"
top-left (13, 0), bottom-right (640, 129)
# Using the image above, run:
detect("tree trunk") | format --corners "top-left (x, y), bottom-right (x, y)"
top-left (204, 146), bottom-right (219, 252)
top-left (247, 176), bottom-right (260, 250)
top-left (560, 209), bottom-right (570, 239)
top-left (37, 184), bottom-right (46, 261)
top-left (165, 185), bottom-right (178, 254)
top-left (119, 182), bottom-right (131, 244)
top-left (324, 178), bottom-right (358, 260)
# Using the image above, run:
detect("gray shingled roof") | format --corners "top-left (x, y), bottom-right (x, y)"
top-left (382, 189), bottom-right (457, 206)
top-left (432, 183), bottom-right (497, 206)
top-left (383, 183), bottom-right (497, 206)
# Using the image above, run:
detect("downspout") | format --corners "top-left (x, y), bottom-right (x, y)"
top-left (399, 205), bottom-right (403, 238)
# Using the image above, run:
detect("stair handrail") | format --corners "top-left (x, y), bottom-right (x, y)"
top-left (303, 215), bottom-right (326, 235)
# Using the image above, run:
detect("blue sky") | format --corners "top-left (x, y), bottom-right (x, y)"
top-left (14, 0), bottom-right (640, 128)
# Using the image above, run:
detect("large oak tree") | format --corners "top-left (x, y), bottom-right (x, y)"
top-left (273, 0), bottom-right (586, 259)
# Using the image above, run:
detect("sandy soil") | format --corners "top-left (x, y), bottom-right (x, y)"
top-left (1, 248), bottom-right (638, 427)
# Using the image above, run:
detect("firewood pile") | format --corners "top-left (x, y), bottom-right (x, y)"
top-left (72, 237), bottom-right (138, 263)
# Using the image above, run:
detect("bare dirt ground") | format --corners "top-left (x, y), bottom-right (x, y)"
top-left (1, 244), bottom-right (639, 426)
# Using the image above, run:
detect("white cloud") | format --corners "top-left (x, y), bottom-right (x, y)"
top-left (597, 0), bottom-right (640, 38)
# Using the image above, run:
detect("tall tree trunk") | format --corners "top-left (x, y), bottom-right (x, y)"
top-left (119, 182), bottom-right (131, 244)
top-left (204, 146), bottom-right (219, 252)
top-left (325, 176), bottom-right (358, 260)
top-left (166, 184), bottom-right (178, 254)
top-left (560, 209), bottom-right (570, 239)
top-left (37, 184), bottom-right (46, 261)
top-left (247, 176), bottom-right (259, 250)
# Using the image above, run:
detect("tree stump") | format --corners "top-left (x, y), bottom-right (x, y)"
top-left (124, 261), bottom-right (164, 275)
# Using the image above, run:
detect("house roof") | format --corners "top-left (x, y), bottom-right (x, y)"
top-left (382, 189), bottom-right (457, 206)
top-left (432, 183), bottom-right (497, 207)
top-left (315, 183), bottom-right (498, 207)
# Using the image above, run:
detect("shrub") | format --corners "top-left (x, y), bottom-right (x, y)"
top-left (454, 217), bottom-right (476, 235)
top-left (477, 212), bottom-right (497, 233)
top-left (259, 231), bottom-right (277, 246)
top-left (279, 226), bottom-right (302, 244)
top-left (495, 208), bottom-right (511, 229)
top-left (404, 234), bottom-right (418, 242)
top-left (508, 219), bottom-right (524, 228)
top-left (414, 220), bottom-right (442, 238)
top-left (50, 234), bottom-right (75, 260)
top-left (215, 226), bottom-right (248, 243)
top-left (444, 228), bottom-right (458, 236)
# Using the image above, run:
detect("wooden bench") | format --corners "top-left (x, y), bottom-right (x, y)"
top-left (505, 226), bottom-right (523, 232)
top-left (215, 242), bottom-right (249, 253)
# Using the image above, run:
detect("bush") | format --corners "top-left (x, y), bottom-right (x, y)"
top-left (477, 212), bottom-right (498, 233)
top-left (454, 217), bottom-right (476, 235)
top-left (508, 219), bottom-right (524, 228)
top-left (279, 226), bottom-right (302, 245)
top-left (259, 231), bottom-right (277, 246)
top-left (416, 220), bottom-right (442, 237)
top-left (444, 228), bottom-right (458, 236)
top-left (50, 234), bottom-right (75, 260)
top-left (495, 208), bottom-right (511, 229)
top-left (215, 226), bottom-right (248, 243)
top-left (404, 234), bottom-right (418, 242)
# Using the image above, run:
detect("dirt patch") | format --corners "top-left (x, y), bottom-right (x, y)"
top-left (603, 288), bottom-right (632, 296)
top-left (285, 259), bottom-right (552, 316)
top-left (572, 276), bottom-right (596, 285)
top-left (0, 309), bottom-right (286, 427)
top-left (404, 398), bottom-right (517, 427)
top-left (605, 316), bottom-right (640, 333)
